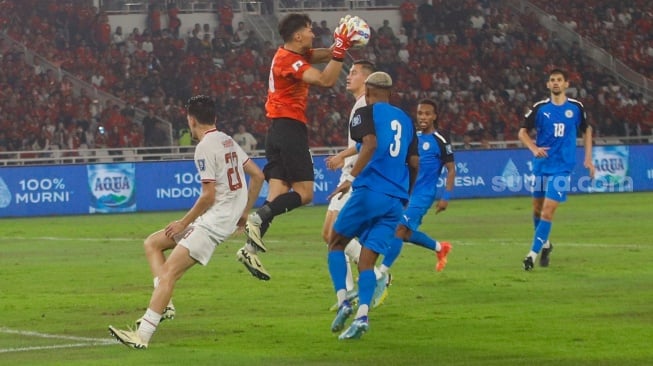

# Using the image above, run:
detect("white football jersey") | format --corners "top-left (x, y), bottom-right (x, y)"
top-left (192, 129), bottom-right (250, 237)
top-left (340, 95), bottom-right (367, 183)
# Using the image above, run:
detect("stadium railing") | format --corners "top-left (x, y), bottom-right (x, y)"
top-left (3, 137), bottom-right (649, 166)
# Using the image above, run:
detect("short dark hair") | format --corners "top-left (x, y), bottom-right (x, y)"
top-left (353, 59), bottom-right (376, 75)
top-left (279, 13), bottom-right (311, 42)
top-left (418, 98), bottom-right (439, 115)
top-left (549, 68), bottom-right (568, 81)
top-left (185, 95), bottom-right (216, 125)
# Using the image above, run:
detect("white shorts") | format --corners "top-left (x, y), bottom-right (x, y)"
top-left (175, 224), bottom-right (230, 266)
top-left (327, 189), bottom-right (352, 211)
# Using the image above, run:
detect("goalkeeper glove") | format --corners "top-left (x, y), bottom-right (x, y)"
top-left (332, 22), bottom-right (355, 61)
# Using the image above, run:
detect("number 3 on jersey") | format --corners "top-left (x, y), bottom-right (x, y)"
top-left (389, 120), bottom-right (402, 157)
top-left (225, 152), bottom-right (243, 191)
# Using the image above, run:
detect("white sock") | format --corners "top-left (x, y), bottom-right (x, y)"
top-left (378, 264), bottom-right (389, 274)
top-left (435, 240), bottom-right (441, 252)
top-left (248, 212), bottom-right (262, 225)
top-left (336, 289), bottom-right (347, 307)
top-left (137, 308), bottom-right (161, 344)
top-left (345, 255), bottom-right (355, 292)
top-left (355, 304), bottom-right (369, 319)
top-left (528, 251), bottom-right (538, 260)
top-left (344, 238), bottom-right (361, 263)
top-left (373, 267), bottom-right (383, 281)
top-left (245, 242), bottom-right (258, 253)
top-left (543, 240), bottom-right (551, 249)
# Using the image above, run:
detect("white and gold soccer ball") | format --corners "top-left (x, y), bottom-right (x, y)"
top-left (347, 16), bottom-right (371, 49)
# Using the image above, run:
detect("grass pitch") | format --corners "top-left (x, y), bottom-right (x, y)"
top-left (0, 192), bottom-right (651, 365)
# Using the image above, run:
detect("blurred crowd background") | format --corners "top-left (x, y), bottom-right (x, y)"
top-left (0, 0), bottom-right (651, 156)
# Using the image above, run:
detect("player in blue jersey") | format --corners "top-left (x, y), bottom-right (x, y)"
top-left (377, 99), bottom-right (455, 275)
top-left (327, 72), bottom-right (419, 340)
top-left (518, 68), bottom-right (595, 271)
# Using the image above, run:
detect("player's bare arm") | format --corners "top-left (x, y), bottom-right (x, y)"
top-left (518, 127), bottom-right (549, 158)
top-left (309, 48), bottom-right (334, 63)
top-left (328, 134), bottom-right (375, 200)
top-left (583, 126), bottom-right (595, 179)
top-left (238, 160), bottom-right (265, 228)
top-left (302, 63), bottom-right (343, 88)
top-left (325, 146), bottom-right (358, 170)
top-left (435, 161), bottom-right (456, 214)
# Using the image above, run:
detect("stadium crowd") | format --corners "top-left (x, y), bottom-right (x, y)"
top-left (0, 0), bottom-right (651, 154)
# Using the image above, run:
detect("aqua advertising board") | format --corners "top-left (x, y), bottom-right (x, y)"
top-left (0, 145), bottom-right (651, 218)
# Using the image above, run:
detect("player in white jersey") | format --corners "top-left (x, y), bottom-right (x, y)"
top-left (324, 60), bottom-right (390, 310)
top-left (109, 95), bottom-right (264, 350)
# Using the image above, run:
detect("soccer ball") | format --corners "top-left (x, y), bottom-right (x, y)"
top-left (347, 16), bottom-right (371, 49)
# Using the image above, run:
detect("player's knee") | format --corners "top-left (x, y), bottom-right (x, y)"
top-left (540, 210), bottom-right (554, 221)
top-left (143, 236), bottom-right (155, 253)
top-left (298, 190), bottom-right (313, 205)
top-left (327, 233), bottom-right (349, 251)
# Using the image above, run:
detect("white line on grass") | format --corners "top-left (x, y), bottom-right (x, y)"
top-left (0, 342), bottom-right (115, 354)
top-left (0, 327), bottom-right (115, 354)
top-left (2, 236), bottom-right (281, 243)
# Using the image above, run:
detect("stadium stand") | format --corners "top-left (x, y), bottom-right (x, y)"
top-left (0, 0), bottom-right (651, 164)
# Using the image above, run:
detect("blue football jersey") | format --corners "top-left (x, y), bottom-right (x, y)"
top-left (349, 102), bottom-right (418, 201)
top-left (523, 97), bottom-right (588, 175)
top-left (410, 130), bottom-right (454, 208)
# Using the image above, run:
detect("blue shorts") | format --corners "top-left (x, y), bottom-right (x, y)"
top-left (333, 187), bottom-right (404, 256)
top-left (531, 174), bottom-right (570, 202)
top-left (400, 205), bottom-right (428, 232)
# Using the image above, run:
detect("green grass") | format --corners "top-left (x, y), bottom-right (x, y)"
top-left (0, 192), bottom-right (651, 365)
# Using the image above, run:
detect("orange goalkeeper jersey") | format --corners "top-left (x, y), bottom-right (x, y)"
top-left (265, 47), bottom-right (314, 124)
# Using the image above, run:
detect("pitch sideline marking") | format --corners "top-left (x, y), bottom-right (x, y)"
top-left (1, 237), bottom-right (642, 249)
top-left (0, 327), bottom-right (115, 354)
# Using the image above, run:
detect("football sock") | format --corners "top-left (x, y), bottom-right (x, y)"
top-left (328, 250), bottom-right (348, 296)
top-left (344, 238), bottom-right (361, 264)
top-left (374, 266), bottom-right (383, 281)
top-left (531, 219), bottom-right (552, 253)
top-left (264, 192), bottom-right (302, 220)
top-left (533, 214), bottom-right (541, 230)
top-left (245, 242), bottom-right (258, 253)
top-left (355, 305), bottom-right (369, 320)
top-left (381, 237), bottom-right (403, 268)
top-left (336, 289), bottom-right (347, 306)
top-left (345, 255), bottom-right (355, 292)
top-left (378, 264), bottom-right (389, 274)
top-left (408, 230), bottom-right (437, 251)
top-left (138, 308), bottom-right (161, 344)
top-left (357, 269), bottom-right (376, 311)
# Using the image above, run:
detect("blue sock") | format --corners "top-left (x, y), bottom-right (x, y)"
top-left (357, 269), bottom-right (376, 307)
top-left (533, 215), bottom-right (541, 230)
top-left (381, 237), bottom-right (403, 268)
top-left (531, 220), bottom-right (552, 253)
top-left (408, 230), bottom-right (436, 251)
top-left (327, 251), bottom-right (347, 292)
